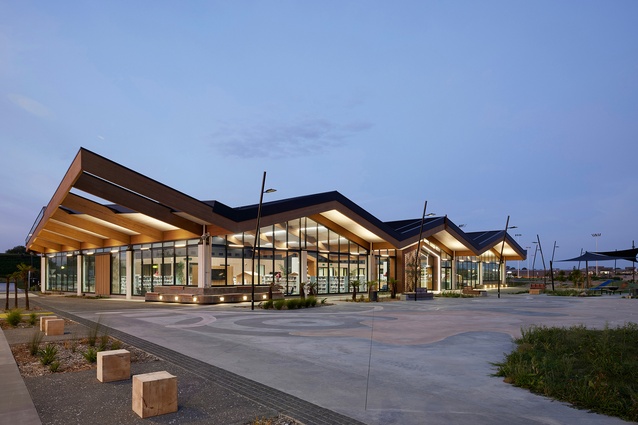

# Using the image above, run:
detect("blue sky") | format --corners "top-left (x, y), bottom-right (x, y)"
top-left (1, 1), bottom-right (637, 267)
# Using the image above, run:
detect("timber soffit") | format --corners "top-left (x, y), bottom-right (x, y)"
top-left (27, 148), bottom-right (526, 260)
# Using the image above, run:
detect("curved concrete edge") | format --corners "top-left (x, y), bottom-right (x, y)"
top-left (0, 328), bottom-right (42, 425)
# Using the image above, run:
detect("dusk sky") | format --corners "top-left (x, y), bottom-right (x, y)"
top-left (1, 1), bottom-right (637, 267)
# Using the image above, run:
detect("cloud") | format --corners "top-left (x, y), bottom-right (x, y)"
top-left (7, 93), bottom-right (51, 118)
top-left (209, 118), bottom-right (372, 159)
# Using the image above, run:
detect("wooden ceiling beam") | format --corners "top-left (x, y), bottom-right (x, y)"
top-left (46, 221), bottom-right (106, 247)
top-left (39, 230), bottom-right (82, 250)
top-left (74, 173), bottom-right (204, 236)
top-left (51, 209), bottom-right (131, 243)
top-left (61, 193), bottom-right (162, 240)
top-left (79, 149), bottom-right (238, 229)
top-left (32, 238), bottom-right (62, 253)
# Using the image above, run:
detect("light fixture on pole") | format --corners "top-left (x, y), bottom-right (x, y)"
top-left (550, 241), bottom-right (559, 291)
top-left (251, 172), bottom-right (276, 311)
top-left (592, 233), bottom-right (601, 276)
top-left (514, 233), bottom-right (522, 278)
top-left (497, 219), bottom-right (516, 299)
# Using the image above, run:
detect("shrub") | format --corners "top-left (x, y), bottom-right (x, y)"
top-left (320, 298), bottom-right (327, 305)
top-left (29, 330), bottom-right (44, 356)
top-left (28, 312), bottom-right (38, 326)
top-left (39, 344), bottom-right (58, 366)
top-left (86, 317), bottom-right (104, 347)
top-left (110, 339), bottom-right (122, 350)
top-left (274, 299), bottom-right (286, 310)
top-left (262, 300), bottom-right (274, 309)
top-left (6, 309), bottom-right (22, 327)
top-left (286, 298), bottom-right (301, 309)
top-left (49, 361), bottom-right (61, 373)
top-left (98, 334), bottom-right (110, 351)
top-left (306, 296), bottom-right (317, 307)
top-left (83, 347), bottom-right (98, 363)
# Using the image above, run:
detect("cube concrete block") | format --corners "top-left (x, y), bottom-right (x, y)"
top-left (45, 318), bottom-right (64, 336)
top-left (97, 349), bottom-right (130, 382)
top-left (40, 316), bottom-right (57, 331)
top-left (132, 371), bottom-right (177, 418)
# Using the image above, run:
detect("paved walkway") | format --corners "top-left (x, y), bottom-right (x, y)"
top-left (3, 292), bottom-right (638, 424)
top-left (30, 293), bottom-right (638, 424)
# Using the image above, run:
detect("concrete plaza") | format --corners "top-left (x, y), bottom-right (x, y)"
top-left (26, 291), bottom-right (637, 425)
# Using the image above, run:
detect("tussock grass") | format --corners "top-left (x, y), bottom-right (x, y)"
top-left (494, 323), bottom-right (638, 421)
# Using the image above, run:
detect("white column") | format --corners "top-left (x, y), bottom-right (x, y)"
top-left (40, 256), bottom-right (46, 293)
top-left (451, 255), bottom-right (458, 289)
top-left (300, 250), bottom-right (308, 293)
top-left (126, 248), bottom-right (133, 300)
top-left (197, 239), bottom-right (211, 288)
top-left (76, 254), bottom-right (83, 296)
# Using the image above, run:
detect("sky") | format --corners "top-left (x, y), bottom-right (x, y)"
top-left (1, 1), bottom-right (637, 268)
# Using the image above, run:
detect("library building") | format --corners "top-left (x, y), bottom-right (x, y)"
top-left (25, 148), bottom-right (527, 303)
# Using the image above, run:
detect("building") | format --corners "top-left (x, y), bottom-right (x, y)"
top-left (25, 148), bottom-right (526, 301)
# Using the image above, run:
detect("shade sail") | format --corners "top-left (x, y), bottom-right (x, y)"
top-left (558, 249), bottom-right (638, 263)
top-left (557, 251), bottom-right (621, 262)
top-left (595, 248), bottom-right (638, 262)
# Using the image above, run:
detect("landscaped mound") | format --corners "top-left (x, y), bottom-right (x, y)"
top-left (494, 323), bottom-right (638, 421)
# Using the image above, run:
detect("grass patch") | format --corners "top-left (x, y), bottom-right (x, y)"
top-left (29, 330), bottom-right (44, 356)
top-left (494, 323), bottom-right (638, 421)
top-left (6, 309), bottom-right (22, 327)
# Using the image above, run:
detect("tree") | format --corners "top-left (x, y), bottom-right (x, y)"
top-left (16, 263), bottom-right (36, 310)
top-left (568, 268), bottom-right (584, 289)
top-left (5, 246), bottom-right (26, 254)
top-left (388, 278), bottom-right (399, 299)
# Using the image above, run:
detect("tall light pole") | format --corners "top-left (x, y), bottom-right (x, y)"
top-left (413, 201), bottom-right (435, 300)
top-left (497, 218), bottom-right (516, 299)
top-left (515, 233), bottom-right (522, 277)
top-left (550, 241), bottom-right (559, 291)
top-left (251, 172), bottom-right (276, 311)
top-left (525, 247), bottom-right (531, 278)
top-left (592, 233), bottom-right (601, 276)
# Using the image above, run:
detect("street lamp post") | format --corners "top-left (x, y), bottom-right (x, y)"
top-left (413, 201), bottom-right (435, 300)
top-left (497, 218), bottom-right (516, 299)
top-left (251, 172), bottom-right (276, 311)
top-left (592, 233), bottom-right (601, 276)
top-left (515, 233), bottom-right (522, 277)
top-left (550, 241), bottom-right (559, 291)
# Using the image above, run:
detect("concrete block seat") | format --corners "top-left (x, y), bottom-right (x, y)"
top-left (97, 349), bottom-right (130, 382)
top-left (529, 283), bottom-right (546, 295)
top-left (45, 318), bottom-right (65, 336)
top-left (462, 287), bottom-right (488, 296)
top-left (40, 315), bottom-right (58, 331)
top-left (145, 285), bottom-right (283, 304)
top-left (403, 287), bottom-right (434, 300)
top-left (132, 371), bottom-right (178, 418)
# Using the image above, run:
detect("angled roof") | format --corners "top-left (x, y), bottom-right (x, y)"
top-left (25, 147), bottom-right (526, 261)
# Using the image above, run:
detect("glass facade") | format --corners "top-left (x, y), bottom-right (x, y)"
top-left (43, 216), bottom-right (372, 296)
